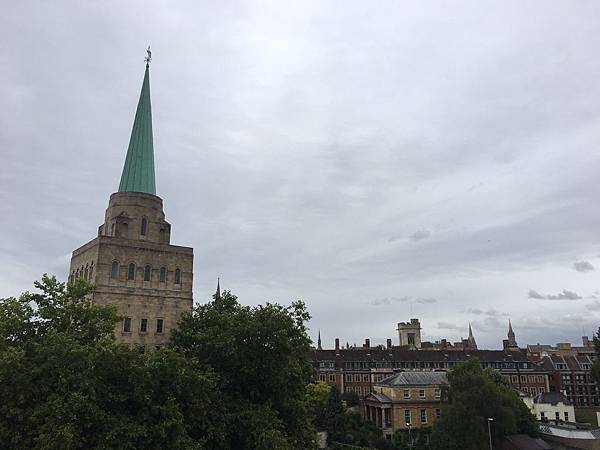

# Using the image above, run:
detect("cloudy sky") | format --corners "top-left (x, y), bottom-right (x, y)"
top-left (2, 1), bottom-right (600, 349)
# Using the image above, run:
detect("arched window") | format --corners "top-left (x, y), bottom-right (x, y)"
top-left (84, 264), bottom-right (89, 280)
top-left (174, 268), bottom-right (181, 284)
top-left (70, 271), bottom-right (75, 283)
top-left (110, 261), bottom-right (119, 279)
top-left (159, 267), bottom-right (166, 283)
top-left (127, 263), bottom-right (136, 280)
top-left (89, 262), bottom-right (94, 279)
top-left (141, 217), bottom-right (148, 236)
top-left (75, 269), bottom-right (79, 279)
top-left (144, 265), bottom-right (151, 281)
top-left (159, 228), bottom-right (165, 243)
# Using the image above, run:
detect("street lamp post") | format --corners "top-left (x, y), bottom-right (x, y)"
top-left (487, 418), bottom-right (494, 450)
top-left (406, 422), bottom-right (413, 448)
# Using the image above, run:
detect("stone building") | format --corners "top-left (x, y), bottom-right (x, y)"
top-left (397, 319), bottom-right (422, 349)
top-left (364, 371), bottom-right (447, 440)
top-left (68, 57), bottom-right (193, 349)
top-left (314, 339), bottom-right (549, 397)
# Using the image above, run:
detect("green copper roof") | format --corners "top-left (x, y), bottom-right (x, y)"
top-left (118, 63), bottom-right (156, 195)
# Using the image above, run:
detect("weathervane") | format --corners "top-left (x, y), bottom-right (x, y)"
top-left (144, 46), bottom-right (152, 66)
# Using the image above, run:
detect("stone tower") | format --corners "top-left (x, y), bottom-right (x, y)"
top-left (68, 56), bottom-right (193, 349)
top-left (397, 318), bottom-right (422, 349)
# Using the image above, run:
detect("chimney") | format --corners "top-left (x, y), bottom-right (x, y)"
top-left (387, 338), bottom-right (392, 349)
top-left (365, 338), bottom-right (370, 348)
top-left (583, 336), bottom-right (590, 346)
top-left (335, 338), bottom-right (340, 353)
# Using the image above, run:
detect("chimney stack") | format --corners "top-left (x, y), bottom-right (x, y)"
top-left (335, 338), bottom-right (340, 353)
top-left (387, 338), bottom-right (392, 349)
top-left (365, 338), bottom-right (370, 348)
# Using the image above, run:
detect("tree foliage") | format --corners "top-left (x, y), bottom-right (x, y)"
top-left (430, 360), bottom-right (538, 450)
top-left (592, 328), bottom-right (600, 388)
top-left (0, 275), bottom-right (224, 449)
top-left (171, 290), bottom-right (315, 449)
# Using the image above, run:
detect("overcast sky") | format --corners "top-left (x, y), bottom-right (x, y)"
top-left (2, 1), bottom-right (600, 349)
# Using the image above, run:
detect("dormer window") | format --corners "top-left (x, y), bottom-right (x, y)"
top-left (141, 217), bottom-right (148, 236)
top-left (174, 268), bottom-right (181, 284)
top-left (127, 263), bottom-right (136, 280)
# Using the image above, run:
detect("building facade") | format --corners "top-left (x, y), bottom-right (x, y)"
top-left (68, 59), bottom-right (193, 349)
top-left (540, 354), bottom-right (599, 408)
top-left (364, 371), bottom-right (447, 440)
top-left (314, 339), bottom-right (549, 397)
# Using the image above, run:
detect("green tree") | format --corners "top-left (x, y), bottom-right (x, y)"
top-left (430, 360), bottom-right (537, 450)
top-left (0, 275), bottom-right (224, 450)
top-left (171, 290), bottom-right (315, 449)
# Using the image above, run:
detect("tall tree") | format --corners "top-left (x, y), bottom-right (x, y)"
top-left (591, 328), bottom-right (600, 388)
top-left (430, 360), bottom-right (537, 450)
top-left (171, 290), bottom-right (315, 449)
top-left (0, 275), bottom-right (225, 450)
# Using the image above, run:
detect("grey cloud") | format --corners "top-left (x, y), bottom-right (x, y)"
top-left (437, 322), bottom-right (464, 331)
top-left (409, 229), bottom-right (431, 242)
top-left (467, 308), bottom-right (507, 317)
top-left (371, 296), bottom-right (436, 306)
top-left (573, 261), bottom-right (594, 272)
top-left (586, 301), bottom-right (600, 311)
top-left (528, 289), bottom-right (582, 300)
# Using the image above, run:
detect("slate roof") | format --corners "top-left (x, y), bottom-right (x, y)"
top-left (377, 371), bottom-right (448, 387)
top-left (533, 392), bottom-right (571, 406)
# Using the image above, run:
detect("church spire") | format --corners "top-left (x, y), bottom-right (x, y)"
top-left (215, 277), bottom-right (221, 300)
top-left (467, 322), bottom-right (477, 349)
top-left (317, 329), bottom-right (322, 350)
top-left (118, 48), bottom-right (156, 195)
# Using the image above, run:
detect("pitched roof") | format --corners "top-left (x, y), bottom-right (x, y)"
top-left (377, 371), bottom-right (448, 387)
top-left (533, 392), bottom-right (571, 406)
top-left (118, 63), bottom-right (156, 195)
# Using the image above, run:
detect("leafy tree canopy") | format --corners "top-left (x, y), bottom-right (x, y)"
top-left (0, 275), bottom-right (224, 450)
top-left (171, 290), bottom-right (316, 449)
top-left (430, 359), bottom-right (538, 450)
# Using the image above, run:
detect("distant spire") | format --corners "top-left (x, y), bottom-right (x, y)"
top-left (317, 329), bottom-right (322, 350)
top-left (467, 322), bottom-right (477, 349)
top-left (118, 48), bottom-right (156, 195)
top-left (507, 320), bottom-right (517, 347)
top-left (215, 277), bottom-right (221, 300)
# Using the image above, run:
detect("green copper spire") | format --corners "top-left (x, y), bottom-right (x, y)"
top-left (118, 51), bottom-right (156, 195)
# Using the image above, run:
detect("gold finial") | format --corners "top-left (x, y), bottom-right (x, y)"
top-left (144, 46), bottom-right (152, 66)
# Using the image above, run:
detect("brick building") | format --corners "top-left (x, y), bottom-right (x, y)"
top-left (68, 55), bottom-right (193, 349)
top-left (314, 338), bottom-right (549, 397)
top-left (540, 354), bottom-right (599, 408)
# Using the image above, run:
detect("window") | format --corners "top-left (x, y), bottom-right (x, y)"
top-left (403, 389), bottom-right (410, 399)
top-left (319, 374), bottom-right (326, 382)
top-left (436, 408), bottom-right (441, 419)
top-left (141, 217), bottom-right (147, 236)
top-left (435, 388), bottom-right (441, 399)
top-left (159, 228), bottom-right (165, 242)
top-left (419, 389), bottom-right (425, 399)
top-left (159, 267), bottom-right (166, 283)
top-left (84, 264), bottom-right (89, 279)
top-left (555, 412), bottom-right (560, 422)
top-left (123, 317), bottom-right (132, 333)
top-left (156, 318), bottom-right (164, 333)
top-left (329, 374), bottom-right (335, 382)
top-left (89, 262), bottom-right (93, 279)
top-left (363, 374), bottom-right (369, 382)
top-left (404, 410), bottom-right (411, 425)
top-left (564, 412), bottom-right (569, 422)
top-left (127, 263), bottom-right (136, 280)
top-left (70, 271), bottom-right (75, 283)
top-left (420, 409), bottom-right (427, 423)
top-left (407, 333), bottom-right (415, 345)
top-left (140, 318), bottom-right (148, 333)
top-left (175, 268), bottom-right (181, 284)
top-left (111, 261), bottom-right (119, 279)
top-left (346, 374), bottom-right (352, 382)
top-left (144, 265), bottom-right (151, 281)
